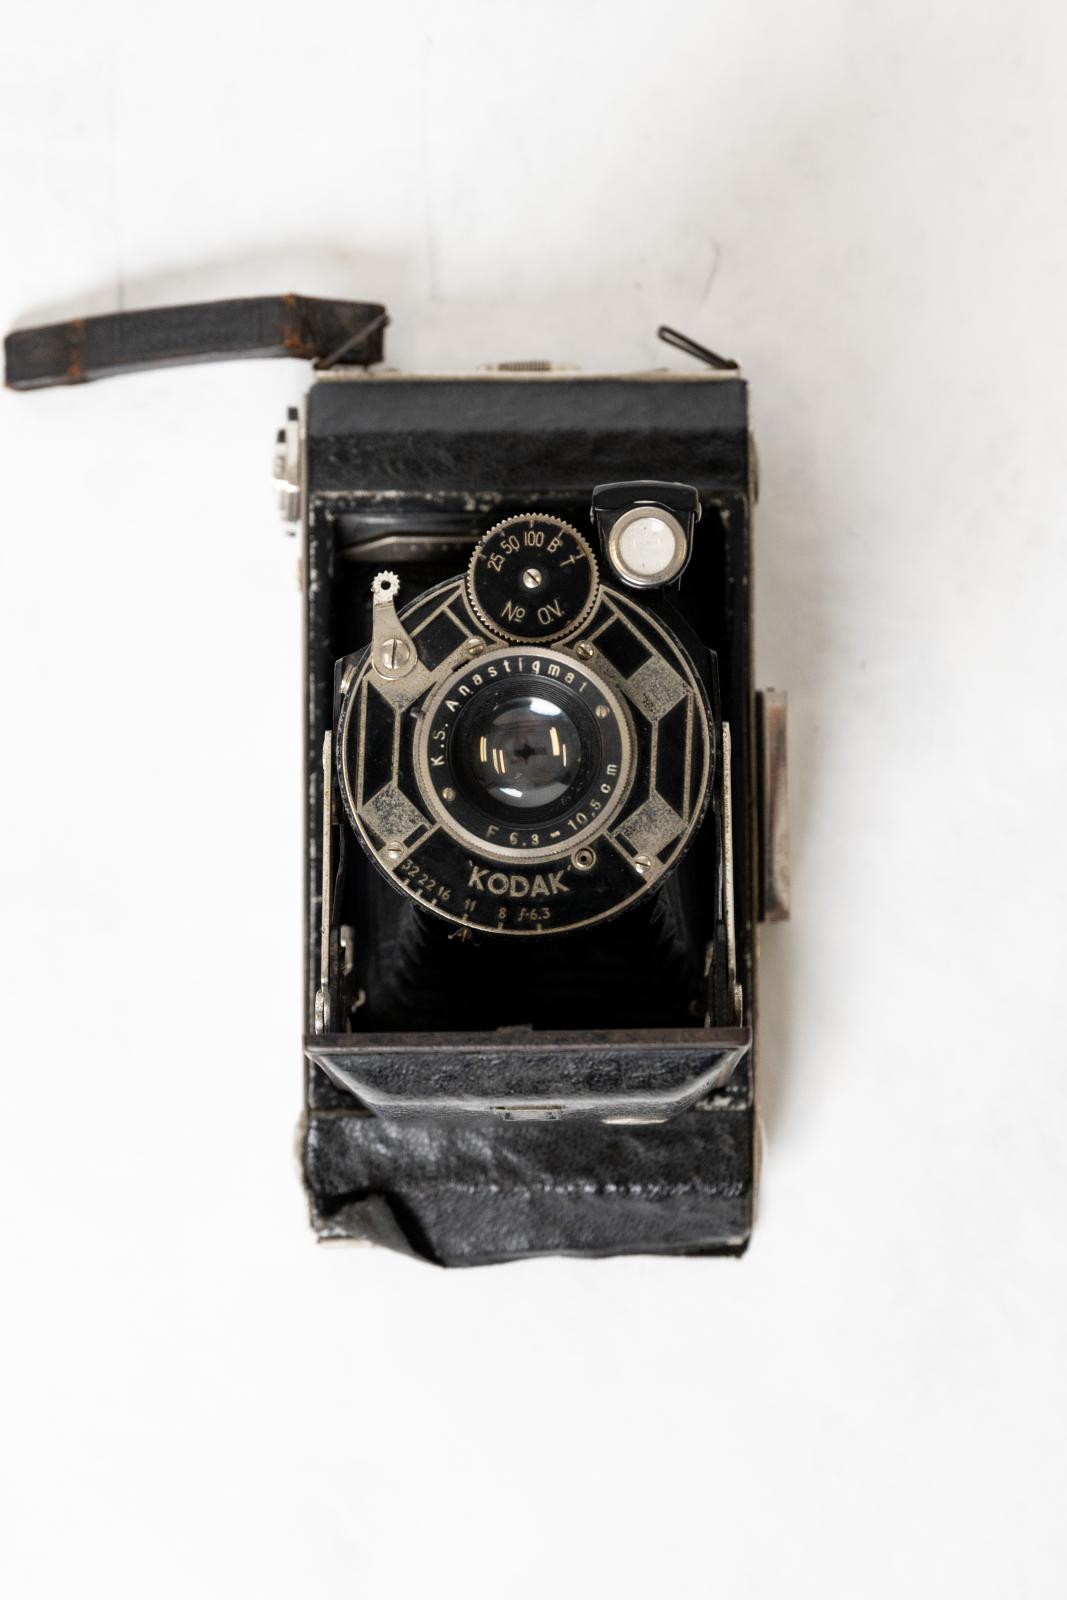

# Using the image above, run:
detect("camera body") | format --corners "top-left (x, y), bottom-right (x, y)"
top-left (292, 361), bottom-right (785, 1265)
top-left (6, 294), bottom-right (786, 1266)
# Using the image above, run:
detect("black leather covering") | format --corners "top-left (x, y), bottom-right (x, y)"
top-left (305, 1110), bottom-right (753, 1266)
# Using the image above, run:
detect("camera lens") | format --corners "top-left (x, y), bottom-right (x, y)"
top-left (415, 645), bottom-right (635, 869)
top-left (465, 693), bottom-right (582, 811)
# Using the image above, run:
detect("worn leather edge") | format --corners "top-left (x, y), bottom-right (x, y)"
top-left (304, 1109), bottom-right (754, 1268)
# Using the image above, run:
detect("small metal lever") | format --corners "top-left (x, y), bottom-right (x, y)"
top-left (370, 572), bottom-right (420, 681)
top-left (756, 690), bottom-right (790, 922)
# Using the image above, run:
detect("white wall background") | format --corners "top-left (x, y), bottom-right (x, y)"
top-left (2, 3), bottom-right (1065, 1595)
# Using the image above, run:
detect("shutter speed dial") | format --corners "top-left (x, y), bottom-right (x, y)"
top-left (467, 514), bottom-right (599, 644)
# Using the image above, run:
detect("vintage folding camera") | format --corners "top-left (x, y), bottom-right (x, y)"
top-left (6, 296), bottom-right (788, 1267)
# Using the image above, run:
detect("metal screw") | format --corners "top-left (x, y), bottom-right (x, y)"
top-left (442, 787), bottom-right (456, 802)
top-left (379, 637), bottom-right (412, 672)
top-left (465, 638), bottom-right (486, 658)
top-left (595, 704), bottom-right (609, 719)
top-left (384, 841), bottom-right (404, 863)
top-left (522, 567), bottom-right (543, 590)
top-left (575, 641), bottom-right (594, 661)
top-left (572, 847), bottom-right (597, 871)
top-left (633, 854), bottom-right (653, 876)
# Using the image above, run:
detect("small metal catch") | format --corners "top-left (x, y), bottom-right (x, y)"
top-left (756, 690), bottom-right (790, 923)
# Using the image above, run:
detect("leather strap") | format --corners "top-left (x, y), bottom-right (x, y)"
top-left (4, 294), bottom-right (386, 390)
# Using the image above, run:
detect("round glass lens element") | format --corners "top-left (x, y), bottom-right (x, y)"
top-left (465, 693), bottom-right (581, 811)
top-left (616, 514), bottom-right (682, 579)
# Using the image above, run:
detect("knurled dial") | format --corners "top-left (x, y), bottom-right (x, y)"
top-left (466, 514), bottom-right (599, 644)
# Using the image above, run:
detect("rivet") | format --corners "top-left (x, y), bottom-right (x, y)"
top-left (379, 637), bottom-right (412, 672)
